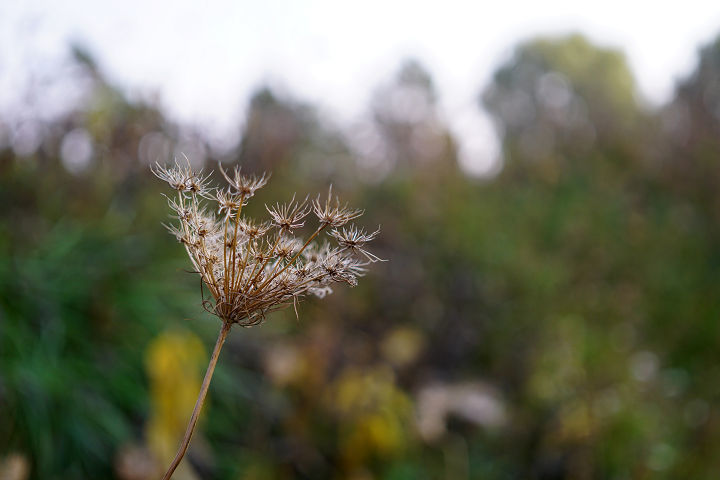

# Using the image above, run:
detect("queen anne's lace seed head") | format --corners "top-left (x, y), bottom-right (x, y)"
top-left (313, 186), bottom-right (364, 227)
top-left (153, 158), bottom-right (213, 197)
top-left (330, 225), bottom-right (386, 262)
top-left (238, 218), bottom-right (271, 239)
top-left (216, 189), bottom-right (245, 218)
top-left (275, 235), bottom-right (302, 259)
top-left (154, 159), bottom-right (382, 327)
top-left (219, 164), bottom-right (269, 198)
top-left (266, 194), bottom-right (311, 233)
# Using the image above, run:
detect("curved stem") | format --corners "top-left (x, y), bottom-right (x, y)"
top-left (161, 322), bottom-right (232, 480)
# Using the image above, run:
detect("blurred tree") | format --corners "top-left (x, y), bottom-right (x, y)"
top-left (369, 59), bottom-right (457, 173)
top-left (471, 33), bottom-right (720, 480)
top-left (483, 34), bottom-right (645, 180)
top-left (238, 88), bottom-right (306, 173)
top-left (663, 34), bottom-right (720, 224)
top-left (236, 87), bottom-right (356, 188)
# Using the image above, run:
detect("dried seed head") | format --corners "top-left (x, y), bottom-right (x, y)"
top-left (320, 249), bottom-right (366, 286)
top-left (216, 189), bottom-right (245, 218)
top-left (275, 235), bottom-right (302, 259)
top-left (191, 209), bottom-right (220, 236)
top-left (154, 160), bottom-right (382, 327)
top-left (238, 218), bottom-right (271, 239)
top-left (301, 242), bottom-right (330, 263)
top-left (266, 194), bottom-right (311, 232)
top-left (330, 225), bottom-right (385, 262)
top-left (219, 164), bottom-right (269, 198)
top-left (152, 158), bottom-right (212, 196)
top-left (313, 186), bottom-right (364, 227)
top-left (164, 222), bottom-right (192, 245)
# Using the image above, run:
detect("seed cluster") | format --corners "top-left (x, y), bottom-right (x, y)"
top-left (153, 160), bottom-right (382, 326)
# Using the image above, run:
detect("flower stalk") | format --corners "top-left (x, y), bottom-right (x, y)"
top-left (151, 159), bottom-right (383, 478)
top-left (160, 321), bottom-right (231, 480)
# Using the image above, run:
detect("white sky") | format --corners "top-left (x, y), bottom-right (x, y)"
top-left (2, 0), bottom-right (720, 174)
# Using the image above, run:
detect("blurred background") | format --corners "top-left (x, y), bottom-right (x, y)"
top-left (3, 1), bottom-right (720, 479)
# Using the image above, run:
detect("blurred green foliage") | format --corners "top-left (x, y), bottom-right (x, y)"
top-left (3, 33), bottom-right (720, 480)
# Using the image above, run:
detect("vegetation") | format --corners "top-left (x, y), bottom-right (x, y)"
top-left (3, 33), bottom-right (720, 479)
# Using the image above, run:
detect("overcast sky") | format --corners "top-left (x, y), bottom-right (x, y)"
top-left (2, 0), bottom-right (720, 174)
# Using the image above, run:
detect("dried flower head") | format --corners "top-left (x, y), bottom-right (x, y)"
top-left (330, 225), bottom-right (386, 263)
top-left (313, 185), bottom-right (364, 227)
top-left (152, 157), bottom-right (384, 480)
top-left (153, 159), bottom-right (381, 327)
top-left (153, 157), bottom-right (212, 196)
top-left (215, 189), bottom-right (245, 218)
top-left (266, 194), bottom-right (311, 233)
top-left (219, 164), bottom-right (269, 198)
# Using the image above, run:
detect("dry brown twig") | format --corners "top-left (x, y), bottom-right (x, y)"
top-left (152, 158), bottom-right (383, 479)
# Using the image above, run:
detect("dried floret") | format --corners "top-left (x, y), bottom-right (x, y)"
top-left (313, 186), bottom-right (364, 227)
top-left (330, 225), bottom-right (385, 262)
top-left (238, 218), bottom-right (271, 239)
top-left (215, 188), bottom-right (245, 218)
top-left (219, 164), bottom-right (269, 198)
top-left (266, 194), bottom-right (311, 232)
top-left (152, 157), bottom-right (212, 196)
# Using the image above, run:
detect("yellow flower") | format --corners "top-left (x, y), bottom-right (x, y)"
top-left (327, 365), bottom-right (414, 466)
top-left (145, 329), bottom-right (206, 465)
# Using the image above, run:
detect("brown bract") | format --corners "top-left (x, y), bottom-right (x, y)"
top-left (152, 159), bottom-right (381, 327)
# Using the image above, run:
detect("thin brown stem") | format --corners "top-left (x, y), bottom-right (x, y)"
top-left (244, 233), bottom-right (282, 290)
top-left (235, 238), bottom-right (254, 291)
top-left (228, 198), bottom-right (245, 292)
top-left (256, 224), bottom-right (327, 291)
top-left (161, 322), bottom-right (232, 480)
top-left (191, 192), bottom-right (220, 299)
top-left (223, 215), bottom-right (230, 296)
